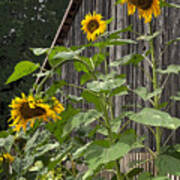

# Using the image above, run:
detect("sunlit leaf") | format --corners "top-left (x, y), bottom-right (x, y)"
top-left (156, 155), bottom-right (180, 176)
top-left (134, 87), bottom-right (162, 101)
top-left (110, 54), bottom-right (144, 67)
top-left (137, 31), bottom-right (161, 41)
top-left (6, 61), bottom-right (39, 84)
top-left (63, 109), bottom-right (103, 137)
top-left (30, 48), bottom-right (49, 56)
top-left (130, 108), bottom-right (180, 129)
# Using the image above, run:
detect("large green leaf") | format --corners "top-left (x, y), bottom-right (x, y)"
top-left (63, 109), bottom-right (103, 137)
top-left (155, 155), bottom-right (180, 176)
top-left (87, 77), bottom-right (126, 93)
top-left (110, 54), bottom-right (144, 67)
top-left (46, 104), bottom-right (80, 143)
top-left (48, 46), bottom-right (84, 67)
top-left (130, 108), bottom-right (180, 129)
top-left (74, 56), bottom-right (92, 73)
top-left (6, 61), bottom-right (39, 84)
top-left (83, 130), bottom-right (143, 180)
top-left (157, 65), bottom-right (180, 74)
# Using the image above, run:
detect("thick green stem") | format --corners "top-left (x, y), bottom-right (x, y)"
top-left (103, 97), bottom-right (124, 180)
top-left (149, 23), bottom-right (161, 155)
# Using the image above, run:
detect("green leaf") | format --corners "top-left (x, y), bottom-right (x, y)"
top-left (157, 65), bottom-right (180, 74)
top-left (155, 155), bottom-right (180, 176)
top-left (6, 61), bottom-right (39, 84)
top-left (138, 172), bottom-right (151, 180)
top-left (29, 160), bottom-right (44, 172)
top-left (89, 39), bottom-right (136, 48)
top-left (137, 31), bottom-right (161, 41)
top-left (160, 1), bottom-right (180, 9)
top-left (87, 76), bottom-right (126, 93)
top-left (152, 177), bottom-right (170, 180)
top-left (0, 131), bottom-right (9, 138)
top-left (34, 142), bottom-right (59, 157)
top-left (81, 90), bottom-right (104, 112)
top-left (30, 48), bottom-right (48, 56)
top-left (98, 116), bottom-right (122, 136)
top-left (134, 87), bottom-right (162, 101)
top-left (45, 80), bottom-right (67, 97)
top-left (110, 85), bottom-right (128, 97)
top-left (110, 54), bottom-right (144, 67)
top-left (115, 0), bottom-right (123, 5)
top-left (48, 47), bottom-right (84, 67)
top-left (46, 104), bottom-right (80, 143)
top-left (80, 73), bottom-right (93, 85)
top-left (68, 95), bottom-right (83, 103)
top-left (24, 129), bottom-right (50, 153)
top-left (106, 17), bottom-right (114, 25)
top-left (166, 37), bottom-right (180, 46)
top-left (74, 56), bottom-right (91, 73)
top-left (63, 109), bottom-right (103, 137)
top-left (54, 48), bottom-right (84, 60)
top-left (92, 53), bottom-right (106, 67)
top-left (0, 135), bottom-right (14, 152)
top-left (73, 142), bottom-right (92, 160)
top-left (126, 168), bottom-right (144, 179)
top-left (108, 25), bottom-right (133, 39)
top-left (83, 130), bottom-right (142, 180)
top-left (130, 108), bottom-right (180, 129)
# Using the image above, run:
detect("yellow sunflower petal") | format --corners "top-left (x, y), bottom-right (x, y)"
top-left (121, 0), bottom-right (161, 23)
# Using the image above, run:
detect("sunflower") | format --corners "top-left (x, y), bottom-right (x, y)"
top-left (0, 153), bottom-right (14, 163)
top-left (9, 93), bottom-right (64, 132)
top-left (121, 0), bottom-right (161, 23)
top-left (81, 12), bottom-right (106, 41)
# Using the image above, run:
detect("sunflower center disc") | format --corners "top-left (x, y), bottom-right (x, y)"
top-left (129, 0), bottom-right (153, 10)
top-left (87, 20), bottom-right (99, 33)
top-left (20, 102), bottom-right (46, 119)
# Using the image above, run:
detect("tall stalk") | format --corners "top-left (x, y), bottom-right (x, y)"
top-left (103, 99), bottom-right (124, 180)
top-left (149, 23), bottom-right (161, 154)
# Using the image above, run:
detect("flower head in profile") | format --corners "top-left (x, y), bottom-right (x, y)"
top-left (9, 93), bottom-right (64, 132)
top-left (81, 12), bottom-right (106, 41)
top-left (0, 153), bottom-right (14, 163)
top-left (121, 0), bottom-right (161, 23)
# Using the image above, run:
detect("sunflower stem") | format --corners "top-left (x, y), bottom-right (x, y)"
top-left (149, 22), bottom-right (161, 155)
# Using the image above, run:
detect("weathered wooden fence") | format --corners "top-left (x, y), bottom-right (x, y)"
top-left (44, 0), bottom-right (180, 177)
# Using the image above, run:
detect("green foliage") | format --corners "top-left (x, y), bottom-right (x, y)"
top-left (130, 108), bottom-right (180, 129)
top-left (157, 65), bottom-right (180, 74)
top-left (110, 54), bottom-right (144, 67)
top-left (134, 87), bottom-right (162, 102)
top-left (6, 61), bottom-right (39, 84)
top-left (1, 3), bottom-right (180, 180)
